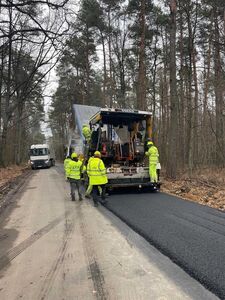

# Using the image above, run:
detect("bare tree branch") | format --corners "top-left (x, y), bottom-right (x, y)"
top-left (0, 0), bottom-right (70, 9)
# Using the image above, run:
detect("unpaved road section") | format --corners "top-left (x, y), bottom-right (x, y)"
top-left (0, 167), bottom-right (218, 300)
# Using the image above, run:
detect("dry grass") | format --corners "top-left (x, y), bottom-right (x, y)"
top-left (162, 168), bottom-right (225, 211)
top-left (0, 165), bottom-right (28, 187)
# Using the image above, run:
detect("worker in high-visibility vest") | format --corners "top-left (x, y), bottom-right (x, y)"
top-left (145, 141), bottom-right (159, 183)
top-left (87, 151), bottom-right (108, 206)
top-left (85, 156), bottom-right (102, 198)
top-left (82, 124), bottom-right (92, 143)
top-left (63, 156), bottom-right (71, 179)
top-left (67, 152), bottom-right (83, 201)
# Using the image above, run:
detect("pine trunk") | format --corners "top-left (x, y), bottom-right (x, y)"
top-left (214, 9), bottom-right (225, 164)
top-left (167, 0), bottom-right (178, 178)
top-left (137, 0), bottom-right (146, 111)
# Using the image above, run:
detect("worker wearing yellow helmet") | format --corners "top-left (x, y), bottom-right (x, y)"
top-left (145, 141), bottom-right (159, 183)
top-left (87, 151), bottom-right (108, 207)
top-left (85, 155), bottom-right (102, 198)
top-left (82, 124), bottom-right (92, 143)
top-left (67, 152), bottom-right (83, 201)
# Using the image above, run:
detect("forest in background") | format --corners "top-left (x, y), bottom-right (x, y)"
top-left (0, 0), bottom-right (225, 179)
top-left (0, 0), bottom-right (69, 166)
top-left (50, 0), bottom-right (225, 178)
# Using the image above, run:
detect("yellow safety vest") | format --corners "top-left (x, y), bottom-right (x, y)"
top-left (82, 164), bottom-right (87, 173)
top-left (87, 157), bottom-right (108, 185)
top-left (68, 160), bottom-right (82, 180)
top-left (64, 158), bottom-right (71, 176)
top-left (146, 146), bottom-right (159, 164)
top-left (82, 126), bottom-right (91, 140)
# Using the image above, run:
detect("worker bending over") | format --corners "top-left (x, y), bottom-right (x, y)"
top-left (67, 152), bottom-right (83, 201)
top-left (82, 124), bottom-right (92, 143)
top-left (87, 151), bottom-right (108, 207)
top-left (64, 156), bottom-right (71, 179)
top-left (145, 141), bottom-right (159, 183)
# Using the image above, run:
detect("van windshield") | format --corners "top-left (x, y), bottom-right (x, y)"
top-left (30, 148), bottom-right (48, 156)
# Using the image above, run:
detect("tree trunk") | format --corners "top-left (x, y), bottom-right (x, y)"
top-left (186, 7), bottom-right (194, 175)
top-left (85, 25), bottom-right (90, 105)
top-left (0, 6), bottom-right (13, 167)
top-left (192, 46), bottom-right (199, 166)
top-left (151, 29), bottom-right (159, 140)
top-left (107, 9), bottom-right (114, 107)
top-left (167, 0), bottom-right (178, 178)
top-left (0, 49), bottom-right (4, 147)
top-left (178, 4), bottom-right (185, 168)
top-left (15, 100), bottom-right (24, 165)
top-left (100, 32), bottom-right (107, 107)
top-left (214, 9), bottom-right (225, 164)
top-left (137, 0), bottom-right (146, 111)
top-left (202, 12), bottom-right (213, 164)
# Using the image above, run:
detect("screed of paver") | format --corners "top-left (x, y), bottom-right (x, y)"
top-left (0, 167), bottom-right (219, 300)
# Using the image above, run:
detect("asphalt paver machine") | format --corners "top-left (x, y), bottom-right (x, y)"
top-left (86, 108), bottom-right (160, 191)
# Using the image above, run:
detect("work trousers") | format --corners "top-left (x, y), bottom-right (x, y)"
top-left (85, 184), bottom-right (102, 196)
top-left (149, 163), bottom-right (158, 183)
top-left (69, 179), bottom-right (82, 200)
top-left (92, 184), bottom-right (106, 205)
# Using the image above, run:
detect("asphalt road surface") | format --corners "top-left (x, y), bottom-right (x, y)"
top-left (106, 189), bottom-right (225, 299)
top-left (0, 166), bottom-right (220, 300)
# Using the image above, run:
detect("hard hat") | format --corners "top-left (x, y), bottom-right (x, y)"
top-left (94, 151), bottom-right (101, 157)
top-left (147, 141), bottom-right (153, 146)
top-left (71, 152), bottom-right (78, 159)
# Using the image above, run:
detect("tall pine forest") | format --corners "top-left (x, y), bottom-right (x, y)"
top-left (0, 0), bottom-right (225, 179)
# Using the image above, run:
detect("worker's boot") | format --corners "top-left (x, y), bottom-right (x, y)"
top-left (101, 188), bottom-right (107, 204)
top-left (85, 194), bottom-right (91, 199)
top-left (94, 201), bottom-right (98, 207)
top-left (71, 194), bottom-right (75, 201)
top-left (79, 195), bottom-right (83, 201)
top-left (101, 196), bottom-right (107, 205)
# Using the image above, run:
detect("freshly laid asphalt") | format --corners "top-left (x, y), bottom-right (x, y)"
top-left (106, 191), bottom-right (225, 299)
